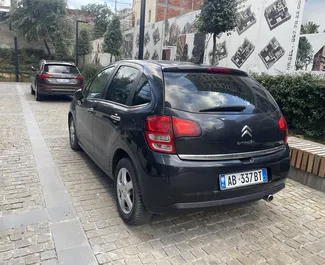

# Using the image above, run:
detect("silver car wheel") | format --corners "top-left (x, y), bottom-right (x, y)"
top-left (116, 167), bottom-right (134, 215)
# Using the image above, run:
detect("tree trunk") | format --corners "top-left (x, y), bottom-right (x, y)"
top-left (43, 40), bottom-right (51, 57)
top-left (110, 54), bottom-right (113, 64)
top-left (211, 33), bottom-right (217, 65)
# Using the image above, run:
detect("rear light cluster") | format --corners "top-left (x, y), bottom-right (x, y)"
top-left (75, 76), bottom-right (84, 81)
top-left (145, 116), bottom-right (201, 154)
top-left (278, 115), bottom-right (288, 144)
top-left (38, 73), bottom-right (52, 79)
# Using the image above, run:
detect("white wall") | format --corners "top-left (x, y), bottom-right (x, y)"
top-left (89, 0), bottom-right (306, 74)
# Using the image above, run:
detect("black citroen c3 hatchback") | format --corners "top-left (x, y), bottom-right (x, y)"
top-left (68, 60), bottom-right (290, 225)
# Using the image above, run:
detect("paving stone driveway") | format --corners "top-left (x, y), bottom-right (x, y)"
top-left (1, 82), bottom-right (325, 265)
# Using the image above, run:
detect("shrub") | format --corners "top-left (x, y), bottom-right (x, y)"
top-left (80, 64), bottom-right (102, 83)
top-left (253, 73), bottom-right (325, 138)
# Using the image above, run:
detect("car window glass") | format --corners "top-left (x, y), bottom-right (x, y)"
top-left (85, 67), bottom-right (114, 99)
top-left (132, 74), bottom-right (151, 106)
top-left (164, 72), bottom-right (277, 114)
top-left (44, 64), bottom-right (79, 74)
top-left (105, 66), bottom-right (139, 105)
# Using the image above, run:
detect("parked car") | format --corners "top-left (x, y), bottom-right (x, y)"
top-left (68, 60), bottom-right (290, 225)
top-left (30, 60), bottom-right (84, 101)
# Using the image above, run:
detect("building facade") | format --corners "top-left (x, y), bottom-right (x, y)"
top-left (118, 8), bottom-right (133, 31)
top-left (312, 46), bottom-right (325, 71)
top-left (132, 0), bottom-right (203, 26)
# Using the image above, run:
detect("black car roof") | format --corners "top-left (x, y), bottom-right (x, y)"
top-left (118, 60), bottom-right (247, 75)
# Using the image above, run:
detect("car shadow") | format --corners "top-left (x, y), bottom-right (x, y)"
top-left (41, 95), bottom-right (73, 102)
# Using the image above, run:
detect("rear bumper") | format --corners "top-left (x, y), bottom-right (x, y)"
top-left (135, 145), bottom-right (290, 213)
top-left (38, 86), bottom-right (82, 96)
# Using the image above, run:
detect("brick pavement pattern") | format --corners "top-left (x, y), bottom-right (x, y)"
top-left (1, 82), bottom-right (325, 265)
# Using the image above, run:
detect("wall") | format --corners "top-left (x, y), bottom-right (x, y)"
top-left (92, 0), bottom-right (306, 74)
top-left (0, 22), bottom-right (46, 50)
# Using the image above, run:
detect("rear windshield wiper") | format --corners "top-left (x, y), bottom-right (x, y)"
top-left (199, 105), bottom-right (246, 112)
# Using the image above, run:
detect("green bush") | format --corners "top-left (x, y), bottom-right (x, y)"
top-left (80, 64), bottom-right (102, 83)
top-left (253, 73), bottom-right (325, 138)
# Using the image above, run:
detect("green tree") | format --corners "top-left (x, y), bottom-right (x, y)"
top-left (103, 16), bottom-right (123, 63)
top-left (301, 22), bottom-right (320, 34)
top-left (77, 29), bottom-right (91, 68)
top-left (81, 3), bottom-right (113, 39)
top-left (10, 0), bottom-right (70, 57)
top-left (295, 37), bottom-right (314, 71)
top-left (198, 0), bottom-right (244, 65)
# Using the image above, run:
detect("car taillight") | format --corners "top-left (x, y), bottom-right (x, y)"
top-left (172, 117), bottom-right (201, 138)
top-left (74, 75), bottom-right (84, 81)
top-left (144, 116), bottom-right (201, 154)
top-left (278, 115), bottom-right (288, 144)
top-left (38, 73), bottom-right (52, 79)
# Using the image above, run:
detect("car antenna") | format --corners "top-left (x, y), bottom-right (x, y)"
top-left (195, 34), bottom-right (212, 65)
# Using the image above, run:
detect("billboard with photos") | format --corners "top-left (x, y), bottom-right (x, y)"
top-left (91, 0), bottom-right (310, 74)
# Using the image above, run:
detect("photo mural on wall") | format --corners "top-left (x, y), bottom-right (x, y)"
top-left (265, 0), bottom-right (292, 31)
top-left (153, 28), bottom-right (160, 45)
top-left (259, 37), bottom-right (285, 69)
top-left (231, 39), bottom-right (255, 68)
top-left (144, 32), bottom-right (150, 46)
top-left (176, 35), bottom-right (188, 61)
top-left (237, 5), bottom-right (257, 35)
top-left (123, 33), bottom-right (133, 59)
top-left (88, 0), bottom-right (305, 73)
top-left (209, 41), bottom-right (228, 65)
top-left (190, 33), bottom-right (206, 64)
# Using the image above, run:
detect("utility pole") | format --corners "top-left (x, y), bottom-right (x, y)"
top-left (115, 0), bottom-right (117, 13)
top-left (14, 36), bottom-right (19, 82)
top-left (138, 0), bottom-right (146, 59)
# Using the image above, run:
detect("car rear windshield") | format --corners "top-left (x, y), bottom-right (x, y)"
top-left (44, 64), bottom-right (79, 74)
top-left (164, 72), bottom-right (278, 114)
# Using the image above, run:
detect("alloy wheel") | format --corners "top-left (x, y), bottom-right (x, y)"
top-left (116, 167), bottom-right (134, 215)
top-left (69, 120), bottom-right (76, 145)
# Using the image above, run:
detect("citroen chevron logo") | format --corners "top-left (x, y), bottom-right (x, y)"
top-left (241, 125), bottom-right (252, 138)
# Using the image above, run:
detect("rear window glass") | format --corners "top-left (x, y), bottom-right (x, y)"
top-left (44, 64), bottom-right (79, 74)
top-left (164, 72), bottom-right (277, 114)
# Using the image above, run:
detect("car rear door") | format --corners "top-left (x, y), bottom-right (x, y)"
top-left (75, 67), bottom-right (114, 154)
top-left (92, 64), bottom-right (142, 172)
top-left (163, 69), bottom-right (286, 158)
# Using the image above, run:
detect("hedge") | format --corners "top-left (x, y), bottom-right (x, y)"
top-left (80, 64), bottom-right (103, 83)
top-left (253, 73), bottom-right (325, 139)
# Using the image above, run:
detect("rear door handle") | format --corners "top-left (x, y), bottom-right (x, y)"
top-left (110, 114), bottom-right (121, 122)
top-left (87, 107), bottom-right (95, 114)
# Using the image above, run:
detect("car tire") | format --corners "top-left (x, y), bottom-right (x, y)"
top-left (31, 85), bottom-right (35, 95)
top-left (115, 158), bottom-right (151, 225)
top-left (69, 116), bottom-right (81, 151)
top-left (35, 87), bottom-right (43, 101)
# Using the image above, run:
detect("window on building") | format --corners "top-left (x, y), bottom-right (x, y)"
top-left (148, 10), bottom-right (151, 23)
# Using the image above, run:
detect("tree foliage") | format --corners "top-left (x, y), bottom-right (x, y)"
top-left (10, 0), bottom-right (72, 57)
top-left (103, 16), bottom-right (123, 63)
top-left (198, 0), bottom-right (243, 65)
top-left (78, 29), bottom-right (91, 67)
top-left (253, 73), bottom-right (325, 138)
top-left (81, 3), bottom-right (113, 39)
top-left (301, 21), bottom-right (320, 34)
top-left (295, 37), bottom-right (313, 71)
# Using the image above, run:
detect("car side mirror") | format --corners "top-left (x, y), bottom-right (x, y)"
top-left (74, 89), bottom-right (84, 101)
top-left (31, 66), bottom-right (36, 71)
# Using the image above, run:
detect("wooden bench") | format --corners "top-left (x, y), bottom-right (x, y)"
top-left (288, 137), bottom-right (325, 192)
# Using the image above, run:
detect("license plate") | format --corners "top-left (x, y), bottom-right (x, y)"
top-left (56, 79), bottom-right (70, 83)
top-left (219, 169), bottom-right (268, 190)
